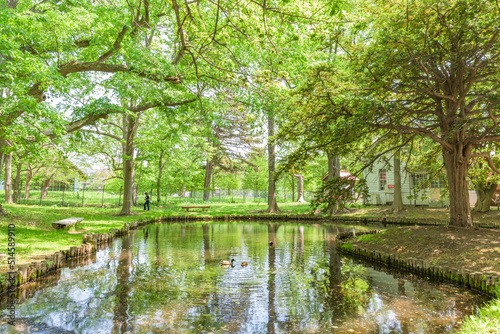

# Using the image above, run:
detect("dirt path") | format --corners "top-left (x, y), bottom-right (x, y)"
top-left (351, 225), bottom-right (500, 276)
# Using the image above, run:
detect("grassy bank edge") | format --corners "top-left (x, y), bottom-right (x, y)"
top-left (457, 297), bottom-right (500, 334)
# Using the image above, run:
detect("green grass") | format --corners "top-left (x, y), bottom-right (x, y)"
top-left (0, 189), bottom-right (317, 207)
top-left (339, 242), bottom-right (353, 252)
top-left (356, 233), bottom-right (383, 243)
top-left (456, 297), bottom-right (500, 333)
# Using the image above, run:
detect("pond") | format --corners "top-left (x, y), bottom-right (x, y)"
top-left (0, 222), bottom-right (489, 333)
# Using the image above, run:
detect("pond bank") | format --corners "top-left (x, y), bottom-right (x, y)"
top-left (336, 226), bottom-right (500, 334)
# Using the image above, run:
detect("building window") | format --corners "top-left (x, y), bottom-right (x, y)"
top-left (379, 169), bottom-right (387, 190)
top-left (430, 178), bottom-right (444, 188)
top-left (411, 173), bottom-right (428, 187)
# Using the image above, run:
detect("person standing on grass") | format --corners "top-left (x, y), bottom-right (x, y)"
top-left (144, 192), bottom-right (150, 211)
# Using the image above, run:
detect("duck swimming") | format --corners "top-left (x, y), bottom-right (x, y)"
top-left (220, 259), bottom-right (235, 265)
top-left (241, 261), bottom-right (248, 266)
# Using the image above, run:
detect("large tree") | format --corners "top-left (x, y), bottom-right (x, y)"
top-left (282, 0), bottom-right (500, 227)
top-left (347, 0), bottom-right (500, 227)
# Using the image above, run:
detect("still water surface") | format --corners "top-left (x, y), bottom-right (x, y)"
top-left (0, 222), bottom-right (488, 333)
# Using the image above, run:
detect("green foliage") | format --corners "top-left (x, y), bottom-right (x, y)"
top-left (311, 177), bottom-right (369, 213)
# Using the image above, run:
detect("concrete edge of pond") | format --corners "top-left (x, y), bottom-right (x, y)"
top-left (335, 230), bottom-right (500, 298)
top-left (1, 214), bottom-right (498, 297)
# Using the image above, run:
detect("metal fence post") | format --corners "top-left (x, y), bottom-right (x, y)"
top-left (39, 182), bottom-right (43, 205)
top-left (82, 185), bottom-right (85, 207)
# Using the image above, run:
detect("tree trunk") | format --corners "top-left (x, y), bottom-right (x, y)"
top-left (291, 175), bottom-right (295, 202)
top-left (443, 149), bottom-right (473, 227)
top-left (293, 174), bottom-right (306, 203)
top-left (133, 172), bottom-right (141, 206)
top-left (41, 173), bottom-right (55, 199)
top-left (4, 151), bottom-right (13, 204)
top-left (392, 154), bottom-right (404, 212)
top-left (473, 183), bottom-right (497, 212)
top-left (12, 163), bottom-right (22, 203)
top-left (119, 113), bottom-right (140, 215)
top-left (156, 151), bottom-right (165, 203)
top-left (203, 159), bottom-right (213, 201)
top-left (326, 151), bottom-right (340, 213)
top-left (24, 163), bottom-right (33, 199)
top-left (266, 113), bottom-right (280, 213)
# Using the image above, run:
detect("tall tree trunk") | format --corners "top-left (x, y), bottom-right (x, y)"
top-left (133, 171), bottom-right (141, 206)
top-left (203, 159), bottom-right (213, 201)
top-left (266, 114), bottom-right (280, 213)
top-left (443, 148), bottom-right (473, 227)
top-left (119, 113), bottom-right (140, 215)
top-left (293, 174), bottom-right (306, 203)
top-left (473, 182), bottom-right (497, 213)
top-left (291, 174), bottom-right (295, 202)
top-left (12, 163), bottom-right (21, 203)
top-left (392, 154), bottom-right (404, 212)
top-left (41, 173), bottom-right (55, 199)
top-left (156, 151), bottom-right (165, 203)
top-left (4, 151), bottom-right (13, 204)
top-left (326, 151), bottom-right (340, 213)
top-left (24, 163), bottom-right (33, 199)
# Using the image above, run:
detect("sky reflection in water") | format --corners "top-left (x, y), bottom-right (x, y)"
top-left (0, 222), bottom-right (488, 333)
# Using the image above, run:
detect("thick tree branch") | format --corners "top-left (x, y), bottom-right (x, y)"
top-left (57, 61), bottom-right (181, 83)
top-left (472, 153), bottom-right (500, 174)
top-left (79, 129), bottom-right (122, 141)
top-left (97, 26), bottom-right (129, 62)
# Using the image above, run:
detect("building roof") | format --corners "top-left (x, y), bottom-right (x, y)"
top-left (321, 171), bottom-right (359, 181)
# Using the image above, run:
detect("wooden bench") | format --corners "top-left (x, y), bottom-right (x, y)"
top-left (52, 217), bottom-right (84, 230)
top-left (181, 206), bottom-right (210, 212)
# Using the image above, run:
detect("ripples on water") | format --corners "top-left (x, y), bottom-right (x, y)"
top-left (0, 222), bottom-right (488, 333)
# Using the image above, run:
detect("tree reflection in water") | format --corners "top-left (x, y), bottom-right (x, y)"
top-left (0, 222), bottom-right (489, 333)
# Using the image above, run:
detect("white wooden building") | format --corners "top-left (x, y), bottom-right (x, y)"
top-left (363, 157), bottom-right (447, 207)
